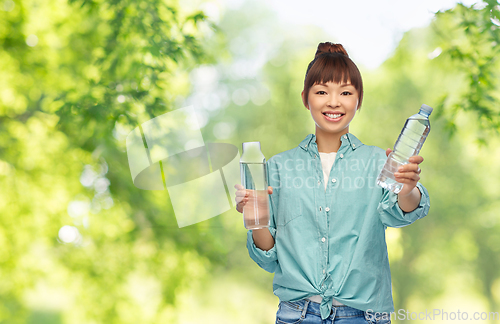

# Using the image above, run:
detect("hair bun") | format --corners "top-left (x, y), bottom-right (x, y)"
top-left (315, 42), bottom-right (348, 58)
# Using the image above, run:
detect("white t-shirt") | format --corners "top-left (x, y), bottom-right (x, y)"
top-left (319, 152), bottom-right (337, 191)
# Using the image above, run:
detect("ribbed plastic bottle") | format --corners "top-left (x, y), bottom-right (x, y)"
top-left (240, 142), bottom-right (270, 229)
top-left (376, 104), bottom-right (433, 193)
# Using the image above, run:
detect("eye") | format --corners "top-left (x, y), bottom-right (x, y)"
top-left (316, 91), bottom-right (327, 95)
top-left (341, 91), bottom-right (352, 95)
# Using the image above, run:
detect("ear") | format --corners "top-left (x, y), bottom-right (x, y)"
top-left (301, 90), bottom-right (309, 110)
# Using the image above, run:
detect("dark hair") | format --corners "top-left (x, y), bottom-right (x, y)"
top-left (303, 42), bottom-right (363, 109)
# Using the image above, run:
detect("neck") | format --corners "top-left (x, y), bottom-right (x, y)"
top-left (315, 127), bottom-right (348, 153)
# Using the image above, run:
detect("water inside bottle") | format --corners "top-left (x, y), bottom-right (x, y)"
top-left (240, 161), bottom-right (270, 229)
top-left (376, 152), bottom-right (406, 193)
top-left (243, 189), bottom-right (270, 229)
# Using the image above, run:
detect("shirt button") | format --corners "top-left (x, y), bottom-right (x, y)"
top-left (340, 153), bottom-right (344, 158)
top-left (318, 180), bottom-right (321, 185)
top-left (319, 206), bottom-right (322, 212)
top-left (343, 135), bottom-right (347, 139)
top-left (323, 269), bottom-right (326, 274)
top-left (325, 207), bottom-right (330, 212)
top-left (305, 144), bottom-right (308, 148)
top-left (321, 237), bottom-right (326, 242)
top-left (352, 144), bottom-right (356, 148)
top-left (331, 178), bottom-right (337, 183)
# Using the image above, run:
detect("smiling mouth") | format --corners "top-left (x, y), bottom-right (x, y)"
top-left (323, 112), bottom-right (345, 119)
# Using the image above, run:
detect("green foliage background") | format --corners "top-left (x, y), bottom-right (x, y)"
top-left (0, 0), bottom-right (499, 323)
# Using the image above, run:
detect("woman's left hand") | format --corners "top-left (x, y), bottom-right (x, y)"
top-left (385, 148), bottom-right (423, 197)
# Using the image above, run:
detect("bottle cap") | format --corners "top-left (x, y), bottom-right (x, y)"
top-left (241, 142), bottom-right (265, 163)
top-left (420, 104), bottom-right (433, 115)
top-left (242, 141), bottom-right (261, 151)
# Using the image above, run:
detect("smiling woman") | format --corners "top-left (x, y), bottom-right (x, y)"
top-left (301, 43), bottom-right (363, 153)
top-left (236, 41), bottom-right (431, 323)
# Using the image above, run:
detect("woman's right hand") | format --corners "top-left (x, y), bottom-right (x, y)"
top-left (234, 184), bottom-right (273, 213)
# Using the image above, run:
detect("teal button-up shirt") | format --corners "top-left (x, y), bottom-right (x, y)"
top-left (246, 133), bottom-right (430, 320)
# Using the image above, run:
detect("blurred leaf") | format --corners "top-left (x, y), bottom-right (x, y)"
top-left (432, 1), bottom-right (500, 137)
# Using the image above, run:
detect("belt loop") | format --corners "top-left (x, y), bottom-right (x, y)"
top-left (301, 300), bottom-right (310, 319)
top-left (330, 306), bottom-right (337, 319)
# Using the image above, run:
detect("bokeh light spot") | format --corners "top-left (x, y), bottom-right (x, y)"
top-left (232, 88), bottom-right (250, 106)
top-left (94, 177), bottom-right (110, 193)
top-left (80, 165), bottom-right (98, 187)
top-left (67, 200), bottom-right (90, 218)
top-left (213, 121), bottom-right (235, 139)
top-left (427, 47), bottom-right (442, 59)
top-left (3, 0), bottom-right (15, 12)
top-left (58, 225), bottom-right (80, 244)
top-left (26, 35), bottom-right (38, 47)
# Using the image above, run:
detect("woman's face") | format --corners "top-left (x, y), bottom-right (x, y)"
top-left (302, 81), bottom-right (359, 136)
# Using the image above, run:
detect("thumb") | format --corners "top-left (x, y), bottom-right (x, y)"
top-left (385, 148), bottom-right (393, 157)
top-left (268, 186), bottom-right (273, 195)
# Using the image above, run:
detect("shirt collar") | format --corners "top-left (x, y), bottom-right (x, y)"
top-left (299, 133), bottom-right (364, 152)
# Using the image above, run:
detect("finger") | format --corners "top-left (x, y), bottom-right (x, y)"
top-left (394, 172), bottom-right (420, 183)
top-left (235, 195), bottom-right (247, 204)
top-left (395, 170), bottom-right (420, 179)
top-left (235, 198), bottom-right (248, 211)
top-left (395, 177), bottom-right (420, 185)
top-left (408, 155), bottom-right (424, 164)
top-left (234, 184), bottom-right (244, 190)
top-left (235, 189), bottom-right (248, 197)
top-left (385, 148), bottom-right (393, 157)
top-left (268, 186), bottom-right (273, 194)
top-left (235, 191), bottom-right (250, 203)
top-left (398, 164), bottom-right (421, 173)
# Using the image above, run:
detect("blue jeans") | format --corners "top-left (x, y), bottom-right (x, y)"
top-left (275, 299), bottom-right (391, 324)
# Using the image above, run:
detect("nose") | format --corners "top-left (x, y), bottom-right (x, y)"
top-left (328, 94), bottom-right (340, 107)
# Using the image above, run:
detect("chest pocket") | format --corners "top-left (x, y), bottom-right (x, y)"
top-left (276, 196), bottom-right (302, 226)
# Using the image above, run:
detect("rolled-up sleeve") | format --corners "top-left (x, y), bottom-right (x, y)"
top-left (246, 158), bottom-right (279, 273)
top-left (377, 182), bottom-right (430, 228)
top-left (247, 227), bottom-right (278, 273)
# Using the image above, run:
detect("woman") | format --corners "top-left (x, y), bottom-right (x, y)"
top-left (235, 42), bottom-right (430, 324)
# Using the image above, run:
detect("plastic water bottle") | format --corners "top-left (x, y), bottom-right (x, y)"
top-left (376, 104), bottom-right (433, 193)
top-left (240, 142), bottom-right (270, 229)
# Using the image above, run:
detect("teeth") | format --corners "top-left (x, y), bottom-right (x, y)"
top-left (325, 113), bottom-right (342, 118)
